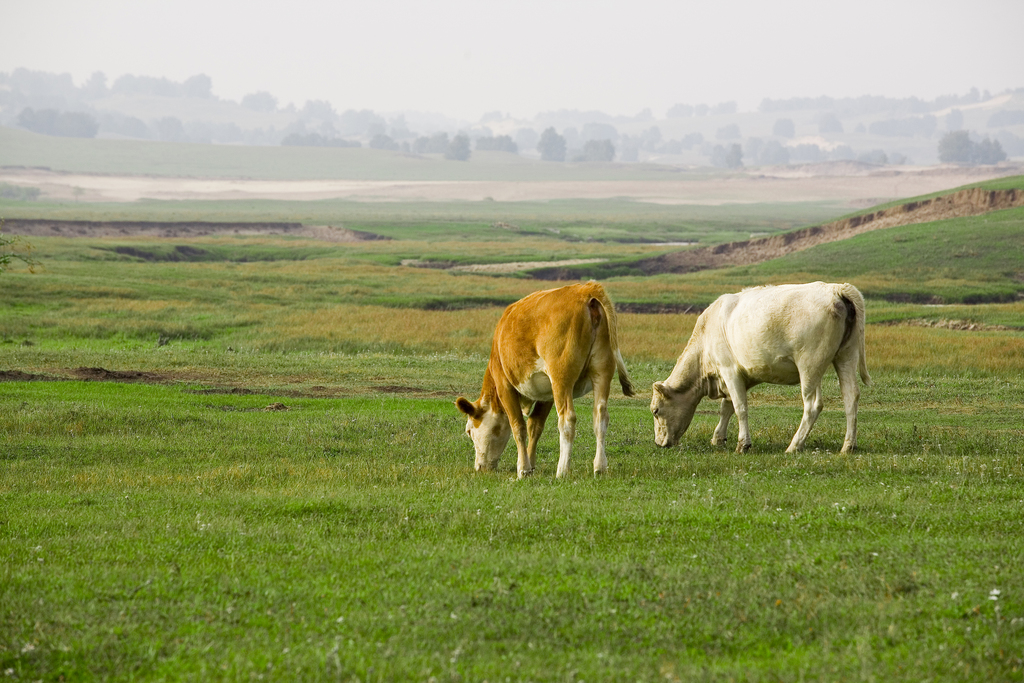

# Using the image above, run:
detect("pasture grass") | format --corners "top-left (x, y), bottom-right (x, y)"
top-left (2, 190), bottom-right (1024, 680)
top-left (2, 372), bottom-right (1023, 681)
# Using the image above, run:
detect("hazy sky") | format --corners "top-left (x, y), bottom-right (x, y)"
top-left (2, 0), bottom-right (1022, 121)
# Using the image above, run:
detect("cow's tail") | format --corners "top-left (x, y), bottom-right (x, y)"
top-left (838, 283), bottom-right (871, 386)
top-left (588, 283), bottom-right (636, 397)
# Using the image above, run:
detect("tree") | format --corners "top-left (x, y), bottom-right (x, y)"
top-left (710, 144), bottom-right (742, 168)
top-left (242, 91), bottom-right (278, 112)
top-left (475, 135), bottom-right (518, 153)
top-left (715, 123), bottom-right (740, 140)
top-left (773, 118), bottom-right (795, 138)
top-left (537, 127), bottom-right (566, 161)
top-left (937, 130), bottom-right (980, 163)
top-left (413, 132), bottom-right (450, 154)
top-left (974, 137), bottom-right (1006, 164)
top-left (155, 116), bottom-right (185, 142)
top-left (182, 74), bottom-right (213, 98)
top-left (578, 139), bottom-right (615, 162)
top-left (82, 71), bottom-right (107, 99)
top-left (445, 134), bottom-right (471, 161)
top-left (369, 134), bottom-right (400, 151)
top-left (17, 108), bottom-right (98, 138)
top-left (724, 144), bottom-right (743, 168)
top-left (758, 140), bottom-right (790, 165)
top-left (666, 103), bottom-right (694, 118)
top-left (818, 113), bottom-right (843, 134)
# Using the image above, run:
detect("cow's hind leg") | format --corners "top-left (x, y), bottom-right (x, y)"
top-left (787, 375), bottom-right (825, 453)
top-left (834, 356), bottom-right (861, 453)
top-left (552, 388), bottom-right (577, 479)
top-left (591, 376), bottom-right (613, 476)
top-left (526, 401), bottom-right (554, 475)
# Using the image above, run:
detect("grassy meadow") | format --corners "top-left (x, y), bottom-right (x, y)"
top-left (2, 179), bottom-right (1024, 681)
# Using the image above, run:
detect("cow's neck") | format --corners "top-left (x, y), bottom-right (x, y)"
top-left (480, 360), bottom-right (507, 417)
top-left (667, 343), bottom-right (706, 392)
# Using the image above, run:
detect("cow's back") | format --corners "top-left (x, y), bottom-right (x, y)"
top-left (491, 283), bottom-right (601, 388)
top-left (719, 283), bottom-right (852, 383)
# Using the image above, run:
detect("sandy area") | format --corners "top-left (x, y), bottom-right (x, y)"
top-left (1, 164), bottom-right (1020, 206)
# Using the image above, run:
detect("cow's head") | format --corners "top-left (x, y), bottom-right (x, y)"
top-left (650, 381), bottom-right (701, 448)
top-left (456, 397), bottom-right (512, 471)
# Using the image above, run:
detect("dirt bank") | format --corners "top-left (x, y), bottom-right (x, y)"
top-left (1, 218), bottom-right (389, 242)
top-left (627, 187), bottom-right (1024, 275)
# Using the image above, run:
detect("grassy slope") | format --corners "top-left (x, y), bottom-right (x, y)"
top-left (704, 204), bottom-right (1024, 305)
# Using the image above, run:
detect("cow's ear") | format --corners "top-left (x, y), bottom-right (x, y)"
top-left (456, 397), bottom-right (480, 418)
top-left (652, 382), bottom-right (670, 398)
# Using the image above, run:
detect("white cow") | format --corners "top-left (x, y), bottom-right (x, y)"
top-left (651, 282), bottom-right (870, 453)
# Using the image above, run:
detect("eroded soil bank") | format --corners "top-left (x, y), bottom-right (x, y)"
top-left (628, 187), bottom-right (1024, 275)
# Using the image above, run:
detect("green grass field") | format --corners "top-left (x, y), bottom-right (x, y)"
top-left (2, 180), bottom-right (1024, 681)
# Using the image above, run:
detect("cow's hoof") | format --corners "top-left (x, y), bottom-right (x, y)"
top-left (737, 443), bottom-right (751, 454)
top-left (517, 468), bottom-right (534, 479)
top-left (711, 438), bottom-right (726, 448)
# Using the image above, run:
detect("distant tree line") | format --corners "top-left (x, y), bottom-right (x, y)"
top-left (757, 89), bottom-right (995, 117)
top-left (937, 131), bottom-right (1006, 164)
top-left (475, 135), bottom-right (518, 153)
top-left (988, 110), bottom-right (1024, 127)
top-left (666, 101), bottom-right (737, 118)
top-left (281, 132), bottom-right (361, 148)
top-left (16, 108), bottom-right (98, 138)
top-left (869, 116), bottom-right (937, 137)
top-left (111, 74), bottom-right (213, 99)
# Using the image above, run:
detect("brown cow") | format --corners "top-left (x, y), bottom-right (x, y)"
top-left (456, 282), bottom-right (635, 478)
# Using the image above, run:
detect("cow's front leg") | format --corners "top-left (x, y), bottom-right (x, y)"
top-left (526, 401), bottom-right (553, 475)
top-left (720, 377), bottom-right (751, 453)
top-left (711, 398), bottom-right (734, 447)
top-left (496, 386), bottom-right (531, 478)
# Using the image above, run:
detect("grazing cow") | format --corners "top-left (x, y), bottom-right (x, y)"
top-left (456, 282), bottom-right (635, 479)
top-left (651, 282), bottom-right (870, 453)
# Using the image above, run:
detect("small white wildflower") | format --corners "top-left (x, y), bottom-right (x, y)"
top-left (989, 588), bottom-right (1001, 601)
top-left (951, 592), bottom-right (960, 600)
top-left (336, 616), bottom-right (344, 623)
top-left (21, 643), bottom-right (35, 653)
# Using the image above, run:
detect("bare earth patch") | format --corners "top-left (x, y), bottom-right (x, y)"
top-left (0, 218), bottom-right (388, 242)
top-left (400, 258), bottom-right (607, 274)
top-left (881, 319), bottom-right (1014, 332)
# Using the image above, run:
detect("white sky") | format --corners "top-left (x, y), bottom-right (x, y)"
top-left (1, 0), bottom-right (1022, 121)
